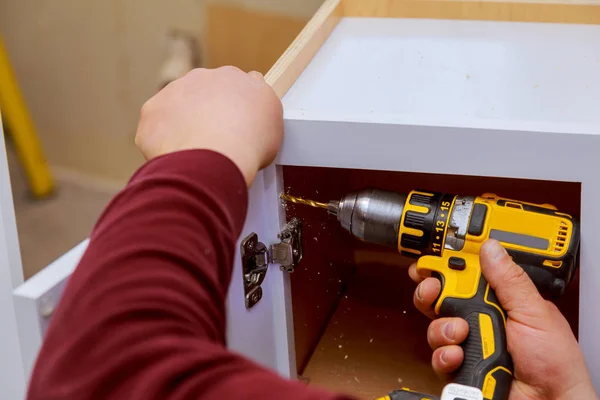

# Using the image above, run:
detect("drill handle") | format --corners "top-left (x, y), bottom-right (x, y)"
top-left (438, 275), bottom-right (513, 400)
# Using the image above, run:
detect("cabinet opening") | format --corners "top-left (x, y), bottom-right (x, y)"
top-left (281, 165), bottom-right (581, 399)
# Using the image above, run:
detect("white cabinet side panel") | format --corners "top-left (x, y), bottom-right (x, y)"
top-left (264, 165), bottom-right (296, 378)
top-left (579, 184), bottom-right (600, 393)
top-left (0, 116), bottom-right (26, 398)
top-left (226, 168), bottom-right (291, 374)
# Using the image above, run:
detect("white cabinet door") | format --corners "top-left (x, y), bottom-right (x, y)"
top-left (12, 165), bottom-right (296, 393)
top-left (225, 166), bottom-right (296, 378)
top-left (0, 115), bottom-right (27, 399)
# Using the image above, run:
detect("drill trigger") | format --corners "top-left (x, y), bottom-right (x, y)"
top-left (416, 252), bottom-right (482, 315)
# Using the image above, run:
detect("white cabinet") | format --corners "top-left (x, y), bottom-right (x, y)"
top-left (6, 0), bottom-right (600, 398)
top-left (0, 115), bottom-right (27, 399)
top-left (271, 4), bottom-right (599, 395)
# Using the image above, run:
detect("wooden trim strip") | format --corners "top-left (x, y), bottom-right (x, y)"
top-left (265, 0), bottom-right (343, 98)
top-left (342, 0), bottom-right (600, 24)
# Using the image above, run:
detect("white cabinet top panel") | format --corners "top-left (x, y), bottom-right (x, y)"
top-left (283, 17), bottom-right (600, 127)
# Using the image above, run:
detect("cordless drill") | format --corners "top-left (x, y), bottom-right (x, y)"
top-left (284, 188), bottom-right (580, 400)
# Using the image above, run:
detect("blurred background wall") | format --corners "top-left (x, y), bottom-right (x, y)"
top-left (0, 0), bottom-right (324, 277)
top-left (205, 0), bottom-right (324, 73)
top-left (0, 0), bottom-right (323, 183)
top-left (1, 1), bottom-right (201, 183)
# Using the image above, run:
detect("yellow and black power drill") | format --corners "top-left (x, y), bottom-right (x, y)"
top-left (283, 188), bottom-right (580, 400)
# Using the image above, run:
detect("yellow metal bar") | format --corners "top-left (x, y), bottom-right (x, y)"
top-left (0, 36), bottom-right (53, 198)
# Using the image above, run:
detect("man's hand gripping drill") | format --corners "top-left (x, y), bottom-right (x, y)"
top-left (283, 188), bottom-right (588, 400)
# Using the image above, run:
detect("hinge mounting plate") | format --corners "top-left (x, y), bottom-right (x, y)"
top-left (240, 218), bottom-right (303, 309)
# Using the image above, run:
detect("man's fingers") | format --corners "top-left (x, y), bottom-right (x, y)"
top-left (432, 345), bottom-right (464, 377)
top-left (413, 277), bottom-right (442, 320)
top-left (408, 263), bottom-right (431, 283)
top-left (427, 318), bottom-right (469, 350)
top-left (480, 239), bottom-right (545, 315)
top-left (408, 263), bottom-right (421, 282)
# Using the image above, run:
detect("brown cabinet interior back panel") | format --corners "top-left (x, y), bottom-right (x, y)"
top-left (282, 165), bottom-right (581, 397)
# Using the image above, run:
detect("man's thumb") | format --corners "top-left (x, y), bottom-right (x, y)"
top-left (480, 239), bottom-right (545, 314)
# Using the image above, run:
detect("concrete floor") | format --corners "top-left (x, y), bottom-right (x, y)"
top-left (7, 144), bottom-right (119, 279)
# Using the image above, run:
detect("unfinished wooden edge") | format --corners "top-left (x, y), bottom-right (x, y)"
top-left (342, 0), bottom-right (600, 24)
top-left (265, 0), bottom-right (343, 98)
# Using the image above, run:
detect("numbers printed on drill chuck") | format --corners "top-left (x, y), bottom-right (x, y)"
top-left (399, 191), bottom-right (456, 257)
top-left (431, 194), bottom-right (456, 254)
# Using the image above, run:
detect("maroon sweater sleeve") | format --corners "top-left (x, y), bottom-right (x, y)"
top-left (26, 150), bottom-right (353, 400)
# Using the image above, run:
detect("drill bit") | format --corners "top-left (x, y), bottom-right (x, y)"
top-left (280, 194), bottom-right (329, 209)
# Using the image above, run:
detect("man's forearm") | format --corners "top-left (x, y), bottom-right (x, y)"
top-left (26, 150), bottom-right (248, 398)
top-left (26, 150), bottom-right (352, 400)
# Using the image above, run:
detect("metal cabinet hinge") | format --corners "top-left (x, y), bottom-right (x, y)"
top-left (240, 218), bottom-right (303, 309)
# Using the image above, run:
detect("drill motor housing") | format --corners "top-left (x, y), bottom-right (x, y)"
top-left (333, 188), bottom-right (579, 299)
top-left (400, 190), bottom-right (579, 298)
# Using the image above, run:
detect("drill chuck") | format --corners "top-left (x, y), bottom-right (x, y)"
top-left (329, 189), bottom-right (406, 248)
